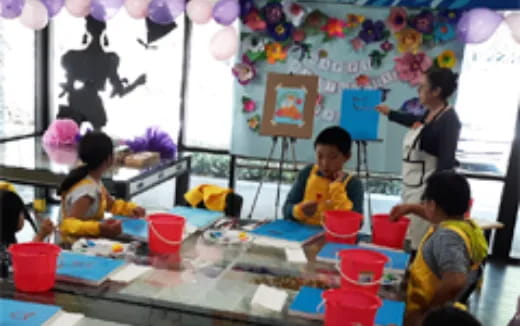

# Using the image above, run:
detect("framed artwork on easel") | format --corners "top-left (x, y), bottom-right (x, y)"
top-left (260, 73), bottom-right (319, 139)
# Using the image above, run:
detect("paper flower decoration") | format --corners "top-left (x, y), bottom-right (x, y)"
top-left (244, 8), bottom-right (266, 31)
top-left (242, 96), bottom-right (257, 112)
top-left (395, 28), bottom-right (423, 53)
top-left (436, 50), bottom-right (457, 68)
top-left (358, 19), bottom-right (386, 44)
top-left (239, 0), bottom-right (255, 21)
top-left (370, 50), bottom-right (386, 68)
top-left (380, 40), bottom-right (394, 52)
top-left (321, 18), bottom-right (348, 39)
top-left (394, 52), bottom-right (433, 86)
top-left (247, 114), bottom-right (261, 131)
top-left (350, 37), bottom-right (365, 51)
top-left (126, 127), bottom-right (177, 159)
top-left (434, 22), bottom-right (456, 43)
top-left (42, 119), bottom-right (80, 146)
top-left (439, 9), bottom-right (461, 25)
top-left (262, 1), bottom-right (284, 25)
top-left (356, 74), bottom-right (371, 88)
top-left (302, 10), bottom-right (328, 36)
top-left (283, 1), bottom-right (307, 26)
top-left (387, 7), bottom-right (407, 32)
top-left (242, 35), bottom-right (266, 62)
top-left (318, 49), bottom-right (328, 58)
top-left (267, 21), bottom-right (293, 42)
top-left (410, 10), bottom-right (434, 34)
top-left (265, 42), bottom-right (287, 64)
top-left (346, 14), bottom-right (364, 28)
top-left (293, 29), bottom-right (306, 42)
top-left (233, 55), bottom-right (256, 85)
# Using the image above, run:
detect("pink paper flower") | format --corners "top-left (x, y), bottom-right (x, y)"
top-left (242, 97), bottom-right (257, 112)
top-left (350, 37), bottom-right (365, 51)
top-left (387, 8), bottom-right (407, 32)
top-left (394, 52), bottom-right (433, 86)
top-left (232, 55), bottom-right (256, 85)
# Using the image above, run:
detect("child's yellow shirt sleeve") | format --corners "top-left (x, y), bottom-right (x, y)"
top-left (60, 218), bottom-right (101, 237)
top-left (109, 199), bottom-right (138, 216)
top-left (292, 203), bottom-right (307, 221)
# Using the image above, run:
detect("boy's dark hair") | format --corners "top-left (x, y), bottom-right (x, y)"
top-left (0, 190), bottom-right (37, 247)
top-left (314, 126), bottom-right (352, 156)
top-left (58, 131), bottom-right (114, 195)
top-left (426, 67), bottom-right (459, 101)
top-left (423, 307), bottom-right (481, 326)
top-left (423, 170), bottom-right (470, 216)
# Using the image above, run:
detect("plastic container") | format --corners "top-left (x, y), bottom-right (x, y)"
top-left (323, 210), bottom-right (363, 244)
top-left (372, 214), bottom-right (410, 249)
top-left (8, 243), bottom-right (61, 292)
top-left (323, 288), bottom-right (382, 326)
top-left (338, 248), bottom-right (389, 295)
top-left (148, 214), bottom-right (185, 254)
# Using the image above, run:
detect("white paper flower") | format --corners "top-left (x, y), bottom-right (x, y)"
top-left (282, 0), bottom-right (308, 27)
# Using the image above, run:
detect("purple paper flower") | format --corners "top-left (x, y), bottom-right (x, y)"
top-left (410, 10), bottom-right (435, 34)
top-left (380, 41), bottom-right (394, 52)
top-left (262, 1), bottom-right (285, 25)
top-left (126, 127), bottom-right (177, 160)
top-left (232, 55), bottom-right (256, 85)
top-left (358, 19), bottom-right (386, 44)
top-left (239, 0), bottom-right (255, 22)
top-left (267, 21), bottom-right (293, 42)
top-left (438, 9), bottom-right (461, 25)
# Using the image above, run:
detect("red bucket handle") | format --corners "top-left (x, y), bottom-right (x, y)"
top-left (149, 221), bottom-right (183, 246)
top-left (334, 252), bottom-right (399, 286)
top-left (320, 216), bottom-right (359, 239)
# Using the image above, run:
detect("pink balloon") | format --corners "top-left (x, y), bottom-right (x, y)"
top-left (186, 0), bottom-right (212, 25)
top-left (65, 0), bottom-right (91, 17)
top-left (125, 0), bottom-right (150, 19)
top-left (506, 14), bottom-right (520, 44)
top-left (209, 26), bottom-right (238, 61)
top-left (19, 0), bottom-right (49, 30)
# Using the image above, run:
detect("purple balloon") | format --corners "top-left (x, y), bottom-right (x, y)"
top-left (0, 0), bottom-right (25, 19)
top-left (457, 8), bottom-right (503, 44)
top-left (91, 0), bottom-right (124, 21)
top-left (212, 0), bottom-right (239, 26)
top-left (41, 0), bottom-right (64, 17)
top-left (148, 0), bottom-right (185, 25)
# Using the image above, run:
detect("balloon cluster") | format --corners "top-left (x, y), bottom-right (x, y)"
top-left (1, 0), bottom-right (186, 30)
top-left (456, 8), bottom-right (520, 45)
top-left (186, 0), bottom-right (239, 61)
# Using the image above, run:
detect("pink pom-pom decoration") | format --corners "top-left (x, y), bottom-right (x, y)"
top-left (42, 119), bottom-right (80, 146)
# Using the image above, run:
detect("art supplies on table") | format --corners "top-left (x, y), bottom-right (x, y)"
top-left (288, 286), bottom-right (405, 326)
top-left (251, 284), bottom-right (288, 314)
top-left (71, 238), bottom-right (136, 258)
top-left (250, 220), bottom-right (324, 249)
top-left (316, 242), bottom-right (410, 285)
top-left (57, 251), bottom-right (126, 286)
top-left (0, 298), bottom-right (84, 326)
top-left (202, 229), bottom-right (254, 245)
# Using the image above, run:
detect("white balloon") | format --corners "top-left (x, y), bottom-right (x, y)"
top-left (125, 0), bottom-right (150, 19)
top-left (19, 0), bottom-right (49, 30)
top-left (210, 26), bottom-right (238, 61)
top-left (506, 13), bottom-right (520, 44)
top-left (65, 0), bottom-right (91, 18)
top-left (186, 0), bottom-right (212, 25)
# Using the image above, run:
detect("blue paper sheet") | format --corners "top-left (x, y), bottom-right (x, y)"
top-left (0, 298), bottom-right (61, 326)
top-left (289, 286), bottom-right (405, 326)
top-left (340, 89), bottom-right (382, 141)
top-left (57, 251), bottom-right (126, 284)
top-left (113, 216), bottom-right (148, 240)
top-left (250, 220), bottom-right (323, 243)
top-left (169, 206), bottom-right (223, 229)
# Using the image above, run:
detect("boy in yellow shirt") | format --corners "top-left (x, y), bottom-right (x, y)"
top-left (282, 126), bottom-right (364, 225)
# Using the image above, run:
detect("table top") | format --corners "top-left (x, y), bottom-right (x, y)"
top-left (0, 135), bottom-right (185, 186)
top-left (4, 217), bottom-right (407, 326)
top-left (472, 218), bottom-right (505, 231)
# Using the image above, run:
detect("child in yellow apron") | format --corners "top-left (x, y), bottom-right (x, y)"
top-left (59, 132), bottom-right (145, 243)
top-left (390, 171), bottom-right (487, 326)
top-left (282, 127), bottom-right (364, 225)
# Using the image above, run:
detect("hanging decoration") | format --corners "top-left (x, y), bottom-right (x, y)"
top-left (241, 96), bottom-right (257, 113)
top-left (41, 0), bottom-right (64, 17)
top-left (148, 0), bottom-right (185, 25)
top-left (1, 0), bottom-right (24, 19)
top-left (186, 0), bottom-right (212, 24)
top-left (247, 114), bottom-right (261, 132)
top-left (210, 26), bottom-right (239, 60)
top-left (90, 0), bottom-right (124, 21)
top-left (20, 0), bottom-right (49, 30)
top-left (65, 0), bottom-right (91, 17)
top-left (125, 0), bottom-right (150, 19)
top-left (212, 0), bottom-right (239, 26)
top-left (456, 8), bottom-right (503, 44)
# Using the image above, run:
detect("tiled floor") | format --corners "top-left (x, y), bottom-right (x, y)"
top-left (470, 260), bottom-right (520, 326)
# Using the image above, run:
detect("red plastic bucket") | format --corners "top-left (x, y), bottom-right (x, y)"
top-left (323, 288), bottom-right (382, 326)
top-left (338, 249), bottom-right (389, 295)
top-left (323, 210), bottom-right (363, 244)
top-left (8, 243), bottom-right (61, 292)
top-left (148, 214), bottom-right (185, 254)
top-left (372, 214), bottom-right (410, 249)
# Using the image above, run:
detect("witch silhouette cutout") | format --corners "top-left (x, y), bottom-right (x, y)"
top-left (58, 16), bottom-right (147, 130)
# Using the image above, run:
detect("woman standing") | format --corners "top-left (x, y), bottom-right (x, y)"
top-left (377, 67), bottom-right (460, 251)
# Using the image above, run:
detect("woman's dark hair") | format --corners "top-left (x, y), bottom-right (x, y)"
top-left (426, 67), bottom-right (459, 101)
top-left (0, 190), bottom-right (37, 247)
top-left (314, 126), bottom-right (352, 156)
top-left (423, 307), bottom-right (481, 326)
top-left (422, 170), bottom-right (471, 216)
top-left (58, 131), bottom-right (113, 195)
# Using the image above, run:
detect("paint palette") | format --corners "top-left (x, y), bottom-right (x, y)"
top-left (203, 229), bottom-right (253, 245)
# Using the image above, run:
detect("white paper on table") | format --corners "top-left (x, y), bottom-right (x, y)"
top-left (108, 263), bottom-right (153, 283)
top-left (49, 312), bottom-right (84, 326)
top-left (285, 248), bottom-right (308, 264)
top-left (251, 284), bottom-right (288, 313)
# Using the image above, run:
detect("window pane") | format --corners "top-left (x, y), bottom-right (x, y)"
top-left (184, 22), bottom-right (234, 150)
top-left (456, 23), bottom-right (519, 176)
top-left (0, 20), bottom-right (35, 139)
top-left (50, 12), bottom-right (184, 140)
